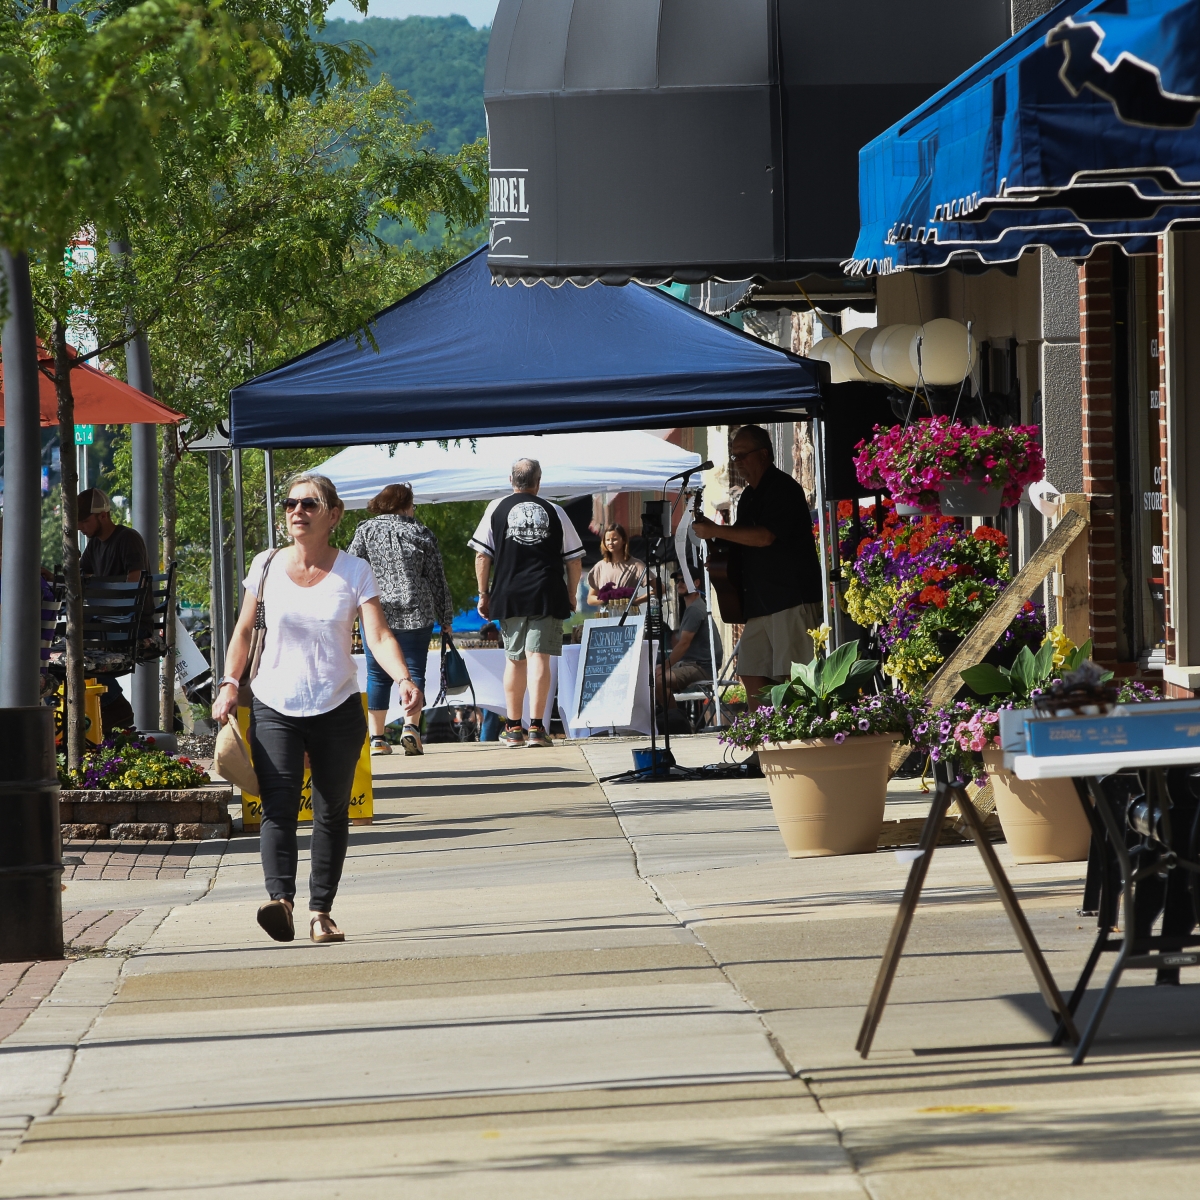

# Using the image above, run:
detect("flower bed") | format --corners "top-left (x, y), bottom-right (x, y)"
top-left (58, 733), bottom-right (230, 841)
top-left (59, 732), bottom-right (211, 790)
top-left (853, 416), bottom-right (1045, 510)
top-left (840, 500), bottom-right (1043, 691)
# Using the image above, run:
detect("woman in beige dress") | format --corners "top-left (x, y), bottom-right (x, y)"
top-left (586, 524), bottom-right (647, 610)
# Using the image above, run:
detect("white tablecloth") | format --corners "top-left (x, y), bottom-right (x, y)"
top-left (354, 649), bottom-right (556, 725)
top-left (354, 644), bottom-right (652, 736)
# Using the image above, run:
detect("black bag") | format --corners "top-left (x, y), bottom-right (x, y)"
top-left (431, 632), bottom-right (476, 728)
top-left (443, 633), bottom-right (472, 694)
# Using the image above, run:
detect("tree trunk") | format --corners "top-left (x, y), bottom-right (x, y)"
top-left (159, 422), bottom-right (178, 729)
top-left (53, 316), bottom-right (86, 769)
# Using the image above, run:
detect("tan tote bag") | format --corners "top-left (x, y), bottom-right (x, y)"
top-left (214, 715), bottom-right (259, 795)
top-left (216, 549), bottom-right (281, 795)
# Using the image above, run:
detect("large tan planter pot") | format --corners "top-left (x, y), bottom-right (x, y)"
top-left (982, 749), bottom-right (1091, 863)
top-left (758, 735), bottom-right (898, 857)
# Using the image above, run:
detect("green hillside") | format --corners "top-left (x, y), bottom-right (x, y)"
top-left (317, 15), bottom-right (489, 155)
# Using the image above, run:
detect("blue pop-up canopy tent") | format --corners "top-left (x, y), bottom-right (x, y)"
top-left (229, 248), bottom-right (825, 448)
top-left (846, 0), bottom-right (1200, 274)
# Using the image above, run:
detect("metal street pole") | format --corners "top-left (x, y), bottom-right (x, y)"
top-left (0, 250), bottom-right (43, 707)
top-left (232, 448), bottom-right (246, 609)
top-left (126, 341), bottom-right (159, 730)
top-left (264, 449), bottom-right (277, 549)
top-left (0, 248), bottom-right (64, 962)
top-left (207, 450), bottom-right (226, 684)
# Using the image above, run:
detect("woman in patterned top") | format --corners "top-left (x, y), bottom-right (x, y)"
top-left (347, 483), bottom-right (453, 756)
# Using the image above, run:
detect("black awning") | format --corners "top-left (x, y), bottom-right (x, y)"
top-left (484, 0), bottom-right (1012, 286)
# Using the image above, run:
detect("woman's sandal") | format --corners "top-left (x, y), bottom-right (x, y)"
top-left (310, 913), bottom-right (345, 944)
top-left (257, 899), bottom-right (295, 942)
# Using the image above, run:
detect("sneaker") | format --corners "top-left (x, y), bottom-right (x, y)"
top-left (369, 736), bottom-right (392, 756)
top-left (526, 725), bottom-right (552, 748)
top-left (399, 724), bottom-right (423, 756)
top-left (500, 725), bottom-right (526, 748)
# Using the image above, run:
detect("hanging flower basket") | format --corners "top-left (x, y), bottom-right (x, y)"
top-left (854, 417), bottom-right (1044, 511)
top-left (939, 475), bottom-right (1004, 517)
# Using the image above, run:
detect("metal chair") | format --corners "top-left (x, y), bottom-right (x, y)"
top-left (136, 562), bottom-right (176, 663)
top-left (49, 575), bottom-right (148, 678)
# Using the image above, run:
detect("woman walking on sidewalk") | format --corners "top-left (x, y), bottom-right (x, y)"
top-left (347, 482), bottom-right (452, 757)
top-left (213, 473), bottom-right (421, 945)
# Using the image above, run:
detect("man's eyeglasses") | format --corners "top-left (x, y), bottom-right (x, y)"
top-left (283, 497), bottom-right (321, 512)
top-left (731, 447), bottom-right (767, 463)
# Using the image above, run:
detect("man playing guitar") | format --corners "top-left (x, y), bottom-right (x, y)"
top-left (692, 425), bottom-right (823, 705)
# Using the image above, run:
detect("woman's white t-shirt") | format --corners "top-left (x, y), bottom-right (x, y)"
top-left (244, 549), bottom-right (378, 717)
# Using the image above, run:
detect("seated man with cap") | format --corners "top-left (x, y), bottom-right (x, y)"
top-left (78, 487), bottom-right (150, 731)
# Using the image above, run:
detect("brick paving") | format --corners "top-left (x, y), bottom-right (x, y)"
top-left (0, 837), bottom-right (231, 1044)
top-left (0, 911), bottom-right (143, 1042)
top-left (62, 837), bottom-right (228, 881)
top-left (0, 962), bottom-right (72, 1041)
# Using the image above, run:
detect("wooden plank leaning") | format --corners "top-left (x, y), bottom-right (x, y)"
top-left (888, 509), bottom-right (1090, 773)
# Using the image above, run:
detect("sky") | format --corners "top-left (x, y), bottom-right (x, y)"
top-left (325, 0), bottom-right (497, 23)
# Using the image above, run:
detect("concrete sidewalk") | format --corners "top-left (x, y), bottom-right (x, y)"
top-left (583, 735), bottom-right (1200, 1198)
top-left (0, 743), bottom-right (847, 1199)
top-left (1, 736), bottom-right (1198, 1197)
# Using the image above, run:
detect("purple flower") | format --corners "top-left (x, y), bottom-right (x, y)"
top-left (858, 718), bottom-right (871, 731)
top-left (834, 732), bottom-right (847, 744)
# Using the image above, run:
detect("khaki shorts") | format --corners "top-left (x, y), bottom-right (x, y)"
top-left (738, 603), bottom-right (822, 680)
top-left (666, 660), bottom-right (711, 693)
top-left (501, 615), bottom-right (565, 660)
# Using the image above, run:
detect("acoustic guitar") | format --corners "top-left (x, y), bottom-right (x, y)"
top-left (692, 488), bottom-right (743, 625)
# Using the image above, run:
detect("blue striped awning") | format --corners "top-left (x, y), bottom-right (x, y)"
top-left (847, 0), bottom-right (1200, 274)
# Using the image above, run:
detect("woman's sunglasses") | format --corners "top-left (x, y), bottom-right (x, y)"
top-left (283, 497), bottom-right (322, 512)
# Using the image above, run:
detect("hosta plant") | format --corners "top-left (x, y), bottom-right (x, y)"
top-left (720, 640), bottom-right (917, 750)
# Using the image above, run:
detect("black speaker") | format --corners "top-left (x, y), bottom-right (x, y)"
top-left (819, 382), bottom-right (900, 500)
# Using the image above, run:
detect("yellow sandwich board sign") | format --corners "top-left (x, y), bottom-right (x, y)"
top-left (237, 695), bottom-right (374, 830)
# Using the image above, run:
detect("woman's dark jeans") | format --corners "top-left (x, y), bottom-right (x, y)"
top-left (363, 625), bottom-right (432, 713)
top-left (250, 694), bottom-right (366, 913)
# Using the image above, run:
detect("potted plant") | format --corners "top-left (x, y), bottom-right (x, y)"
top-left (854, 416), bottom-right (1045, 516)
top-left (914, 633), bottom-right (1159, 863)
top-left (722, 640), bottom-right (916, 857)
top-left (840, 503), bottom-right (1044, 691)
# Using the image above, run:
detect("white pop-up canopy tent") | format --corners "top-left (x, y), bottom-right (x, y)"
top-left (316, 430), bottom-right (701, 507)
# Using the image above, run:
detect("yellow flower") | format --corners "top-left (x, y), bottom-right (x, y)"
top-left (1042, 623), bottom-right (1075, 669)
top-left (807, 623), bottom-right (832, 656)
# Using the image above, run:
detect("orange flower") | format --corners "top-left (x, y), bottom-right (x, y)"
top-left (918, 586), bottom-right (948, 609)
top-left (972, 526), bottom-right (1009, 549)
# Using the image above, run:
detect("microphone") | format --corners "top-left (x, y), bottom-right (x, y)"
top-left (665, 460), bottom-right (714, 483)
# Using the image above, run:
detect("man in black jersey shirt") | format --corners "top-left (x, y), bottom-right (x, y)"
top-left (470, 458), bottom-right (584, 747)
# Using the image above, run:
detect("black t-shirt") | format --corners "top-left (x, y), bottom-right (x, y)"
top-left (485, 493), bottom-right (573, 621)
top-left (733, 466), bottom-right (822, 618)
top-left (80, 525), bottom-right (150, 581)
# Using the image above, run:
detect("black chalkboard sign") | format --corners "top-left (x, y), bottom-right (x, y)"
top-left (573, 616), bottom-right (645, 727)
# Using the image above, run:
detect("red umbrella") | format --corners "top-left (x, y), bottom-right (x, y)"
top-left (0, 341), bottom-right (183, 426)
